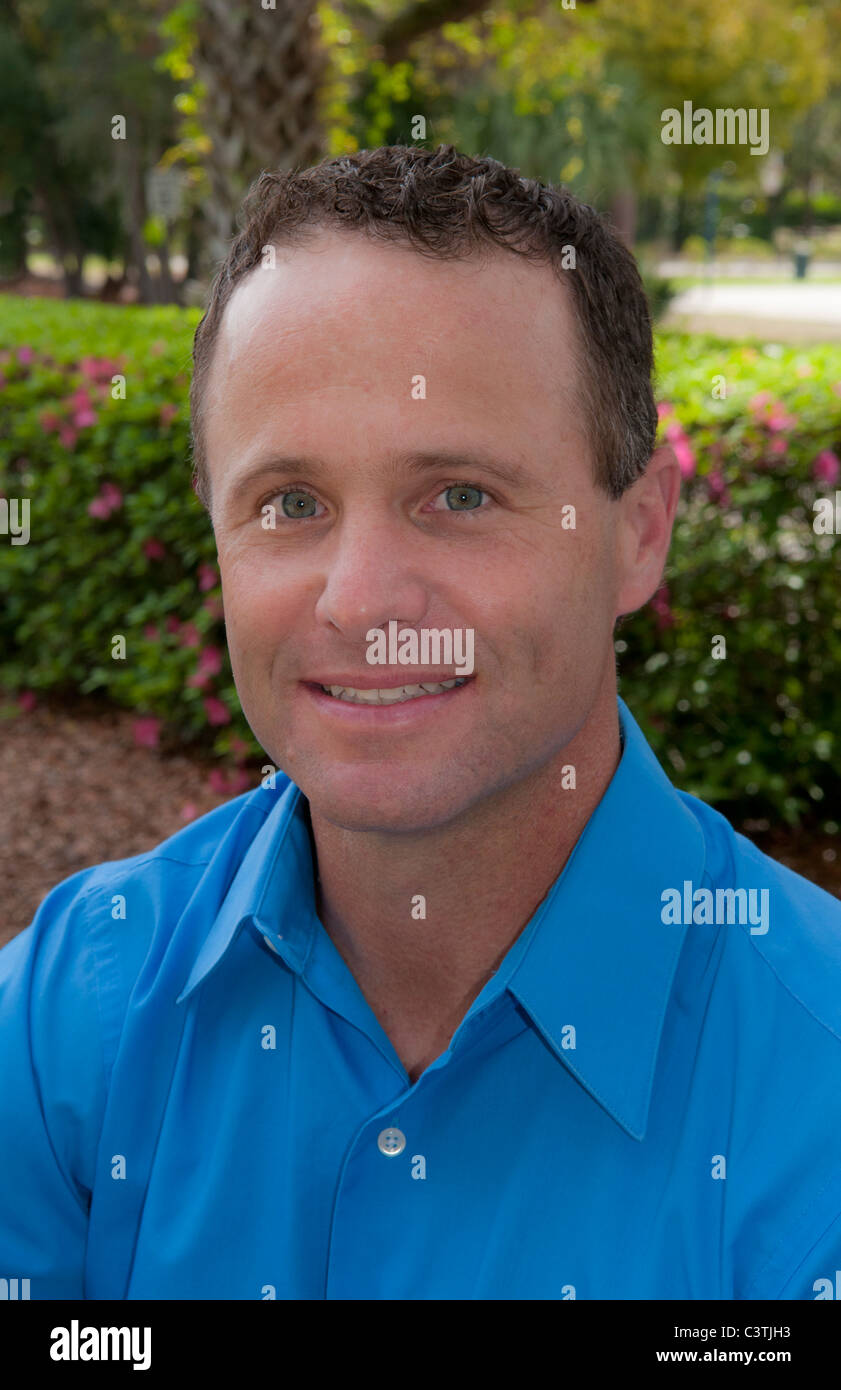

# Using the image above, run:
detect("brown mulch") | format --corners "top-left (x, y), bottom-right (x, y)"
top-left (1, 695), bottom-right (839, 950)
top-left (0, 694), bottom-right (252, 948)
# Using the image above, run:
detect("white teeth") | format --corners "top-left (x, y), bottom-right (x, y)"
top-left (322, 678), bottom-right (467, 704)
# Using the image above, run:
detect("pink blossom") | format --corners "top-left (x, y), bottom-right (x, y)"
top-left (657, 402), bottom-right (673, 421)
top-left (73, 407), bottom-right (97, 429)
top-left (228, 736), bottom-right (250, 762)
top-left (159, 403), bottom-right (178, 425)
top-left (766, 408), bottom-right (797, 433)
top-left (178, 622), bottom-right (201, 647)
top-left (203, 696), bottom-right (231, 726)
top-left (651, 583), bottom-right (675, 630)
top-left (165, 615), bottom-right (182, 635)
top-left (812, 450), bottom-right (841, 485)
top-left (767, 438), bottom-right (787, 456)
top-left (17, 346), bottom-right (34, 365)
top-left (40, 411), bottom-right (61, 432)
top-left (87, 482), bottom-right (123, 519)
top-left (59, 425), bottom-right (78, 450)
top-left (143, 624), bottom-right (159, 640)
top-left (17, 690), bottom-right (37, 712)
top-left (707, 470), bottom-right (731, 508)
top-left (132, 717), bottom-right (161, 749)
top-left (672, 437), bottom-right (696, 479)
top-left (67, 387), bottom-right (93, 409)
top-left (664, 420), bottom-right (685, 442)
top-left (142, 538), bottom-right (166, 561)
top-left (179, 802), bottom-right (198, 822)
top-left (198, 563), bottom-right (219, 592)
top-left (748, 391), bottom-right (774, 415)
top-left (196, 645), bottom-right (223, 677)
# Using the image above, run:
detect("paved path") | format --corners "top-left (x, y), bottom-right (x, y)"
top-left (665, 283), bottom-right (841, 341)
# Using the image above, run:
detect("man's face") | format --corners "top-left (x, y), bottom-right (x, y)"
top-left (203, 229), bottom-right (627, 832)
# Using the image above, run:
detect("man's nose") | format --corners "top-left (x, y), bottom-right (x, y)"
top-left (313, 518), bottom-right (429, 639)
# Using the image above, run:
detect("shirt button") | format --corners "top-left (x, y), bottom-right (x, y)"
top-left (377, 1127), bottom-right (406, 1157)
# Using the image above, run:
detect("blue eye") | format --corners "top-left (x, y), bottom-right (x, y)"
top-left (280, 491), bottom-right (320, 518)
top-left (438, 484), bottom-right (486, 511)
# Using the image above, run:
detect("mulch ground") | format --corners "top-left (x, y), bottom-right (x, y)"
top-left (1, 694), bottom-right (839, 949)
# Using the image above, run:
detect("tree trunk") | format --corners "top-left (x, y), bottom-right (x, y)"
top-left (193, 0), bottom-right (328, 274)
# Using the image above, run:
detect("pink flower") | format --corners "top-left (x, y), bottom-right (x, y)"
top-left (188, 645), bottom-right (223, 688)
top-left (132, 717), bottom-right (161, 749)
top-left (67, 387), bottom-right (93, 409)
top-left (651, 583), bottom-right (675, 630)
top-left (767, 438), bottom-right (787, 456)
top-left (178, 622), bottom-right (201, 647)
top-left (17, 690), bottom-right (37, 712)
top-left (143, 624), bottom-right (159, 640)
top-left (197, 645), bottom-right (223, 677)
top-left (72, 407), bottom-right (97, 429)
top-left (40, 411), bottom-right (61, 432)
top-left (17, 346), bottom-right (34, 365)
top-left (159, 403), bottom-right (178, 425)
top-left (203, 696), bottom-right (231, 726)
top-left (165, 615), bottom-right (182, 635)
top-left (672, 437), bottom-right (696, 479)
top-left (812, 450), bottom-right (841, 485)
top-left (657, 402), bottom-right (673, 421)
top-left (198, 563), bottom-right (219, 592)
top-left (142, 538), bottom-right (166, 561)
top-left (748, 391), bottom-right (774, 415)
top-left (87, 482), bottom-right (123, 519)
top-left (179, 801), bottom-right (198, 822)
top-left (664, 420), bottom-right (685, 442)
top-left (228, 736), bottom-right (250, 762)
top-left (766, 408), bottom-right (797, 433)
top-left (707, 470), bottom-right (731, 508)
top-left (59, 425), bottom-right (78, 450)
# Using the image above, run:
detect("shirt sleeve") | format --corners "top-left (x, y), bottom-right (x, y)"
top-left (0, 869), bottom-right (112, 1299)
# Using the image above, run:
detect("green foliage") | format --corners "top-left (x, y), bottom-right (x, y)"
top-left (623, 333), bottom-right (841, 825)
top-left (2, 299), bottom-right (841, 823)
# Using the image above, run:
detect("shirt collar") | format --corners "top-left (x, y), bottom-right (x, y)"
top-left (506, 697), bottom-right (706, 1140)
top-left (176, 698), bottom-right (706, 1141)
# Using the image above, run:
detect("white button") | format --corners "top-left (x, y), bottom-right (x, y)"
top-left (377, 1127), bottom-right (406, 1156)
top-left (263, 935), bottom-right (280, 954)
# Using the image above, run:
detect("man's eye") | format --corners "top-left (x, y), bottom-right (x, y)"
top-left (431, 484), bottom-right (488, 512)
top-left (278, 490), bottom-right (322, 519)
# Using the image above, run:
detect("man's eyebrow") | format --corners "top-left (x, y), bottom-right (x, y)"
top-left (225, 449), bottom-right (539, 506)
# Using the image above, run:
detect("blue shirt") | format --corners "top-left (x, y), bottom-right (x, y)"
top-left (2, 696), bottom-right (841, 1301)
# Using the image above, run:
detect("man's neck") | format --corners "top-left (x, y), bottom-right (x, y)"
top-left (307, 690), bottom-right (622, 1077)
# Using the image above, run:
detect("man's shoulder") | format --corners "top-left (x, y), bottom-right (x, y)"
top-left (679, 787), bottom-right (841, 1045)
top-left (1, 777), bottom-right (287, 986)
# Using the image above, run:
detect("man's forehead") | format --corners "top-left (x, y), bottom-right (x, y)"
top-left (213, 228), bottom-right (576, 370)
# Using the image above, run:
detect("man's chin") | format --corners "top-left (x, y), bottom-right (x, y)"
top-left (295, 770), bottom-right (478, 837)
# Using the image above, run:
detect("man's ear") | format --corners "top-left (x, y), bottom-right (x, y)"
top-left (614, 444), bottom-right (682, 619)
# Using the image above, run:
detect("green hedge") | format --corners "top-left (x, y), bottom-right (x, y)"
top-left (2, 298), bottom-right (841, 824)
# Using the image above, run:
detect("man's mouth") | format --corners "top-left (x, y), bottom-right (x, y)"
top-left (318, 678), bottom-right (469, 705)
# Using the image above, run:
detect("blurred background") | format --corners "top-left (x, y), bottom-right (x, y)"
top-left (2, 0), bottom-right (841, 941)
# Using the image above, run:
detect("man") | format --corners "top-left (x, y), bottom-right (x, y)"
top-left (2, 144), bottom-right (840, 1301)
